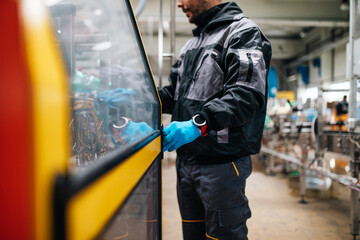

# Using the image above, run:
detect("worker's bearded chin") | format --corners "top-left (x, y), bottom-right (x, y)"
top-left (188, 0), bottom-right (209, 24)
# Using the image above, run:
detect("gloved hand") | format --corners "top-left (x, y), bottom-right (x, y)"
top-left (97, 88), bottom-right (136, 107)
top-left (163, 120), bottom-right (201, 152)
top-left (120, 121), bottom-right (154, 144)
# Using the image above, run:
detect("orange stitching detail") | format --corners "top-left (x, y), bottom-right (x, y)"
top-left (232, 162), bottom-right (239, 176)
top-left (135, 219), bottom-right (158, 222)
top-left (206, 233), bottom-right (219, 240)
top-left (113, 232), bottom-right (129, 239)
top-left (182, 219), bottom-right (205, 223)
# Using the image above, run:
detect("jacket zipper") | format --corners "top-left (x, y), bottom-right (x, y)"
top-left (246, 52), bottom-right (253, 82)
top-left (191, 31), bottom-right (206, 81)
top-left (199, 32), bottom-right (204, 47)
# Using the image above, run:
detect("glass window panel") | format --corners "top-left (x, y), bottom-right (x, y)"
top-left (98, 159), bottom-right (160, 240)
top-left (44, 0), bottom-right (160, 169)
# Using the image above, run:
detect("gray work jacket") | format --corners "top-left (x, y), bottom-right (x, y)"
top-left (159, 2), bottom-right (272, 164)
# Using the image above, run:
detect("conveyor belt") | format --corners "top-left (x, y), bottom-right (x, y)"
top-left (261, 147), bottom-right (360, 192)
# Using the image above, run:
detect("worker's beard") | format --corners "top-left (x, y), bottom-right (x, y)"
top-left (189, 0), bottom-right (210, 24)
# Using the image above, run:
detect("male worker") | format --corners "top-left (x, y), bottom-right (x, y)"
top-left (336, 95), bottom-right (349, 116)
top-left (158, 0), bottom-right (272, 239)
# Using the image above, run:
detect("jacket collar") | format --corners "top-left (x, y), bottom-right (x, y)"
top-left (192, 2), bottom-right (243, 36)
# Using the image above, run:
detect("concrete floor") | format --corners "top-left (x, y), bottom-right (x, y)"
top-left (162, 156), bottom-right (353, 240)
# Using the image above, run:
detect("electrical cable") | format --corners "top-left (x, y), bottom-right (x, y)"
top-left (134, 0), bottom-right (147, 17)
top-left (95, 98), bottom-right (120, 148)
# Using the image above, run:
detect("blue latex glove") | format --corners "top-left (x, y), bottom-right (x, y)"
top-left (97, 88), bottom-right (136, 107)
top-left (163, 120), bottom-right (201, 152)
top-left (120, 121), bottom-right (154, 144)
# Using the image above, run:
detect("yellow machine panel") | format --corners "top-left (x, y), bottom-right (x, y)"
top-left (1, 0), bottom-right (162, 239)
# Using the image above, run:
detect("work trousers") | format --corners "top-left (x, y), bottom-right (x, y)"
top-left (176, 155), bottom-right (252, 240)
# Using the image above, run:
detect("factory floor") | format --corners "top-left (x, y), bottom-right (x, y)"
top-left (162, 154), bottom-right (352, 240)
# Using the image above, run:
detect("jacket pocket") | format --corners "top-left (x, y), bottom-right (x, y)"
top-left (217, 128), bottom-right (229, 144)
top-left (237, 49), bottom-right (266, 96)
top-left (187, 49), bottom-right (224, 101)
top-left (218, 205), bottom-right (251, 227)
